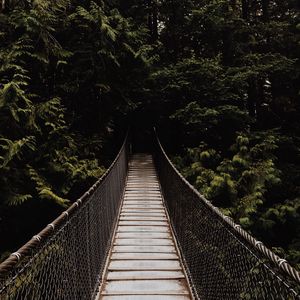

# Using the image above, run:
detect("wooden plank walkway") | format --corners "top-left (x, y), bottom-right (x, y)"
top-left (98, 154), bottom-right (192, 300)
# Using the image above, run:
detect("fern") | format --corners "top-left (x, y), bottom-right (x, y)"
top-left (0, 136), bottom-right (36, 168)
top-left (38, 188), bottom-right (69, 208)
top-left (28, 166), bottom-right (70, 208)
top-left (6, 193), bottom-right (33, 206)
top-left (0, 0), bottom-right (146, 262)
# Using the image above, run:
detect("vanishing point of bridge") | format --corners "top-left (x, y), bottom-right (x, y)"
top-left (0, 131), bottom-right (299, 299)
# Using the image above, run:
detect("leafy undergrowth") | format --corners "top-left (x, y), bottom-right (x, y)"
top-left (173, 131), bottom-right (300, 270)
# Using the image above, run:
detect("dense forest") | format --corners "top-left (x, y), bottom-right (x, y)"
top-left (0, 0), bottom-right (299, 271)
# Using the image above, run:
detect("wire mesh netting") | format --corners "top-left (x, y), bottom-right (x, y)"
top-left (0, 136), bottom-right (129, 300)
top-left (154, 133), bottom-right (300, 300)
top-left (1, 129), bottom-right (300, 300)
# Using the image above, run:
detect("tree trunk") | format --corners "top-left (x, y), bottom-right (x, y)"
top-left (261, 0), bottom-right (269, 21)
top-left (152, 0), bottom-right (158, 42)
top-left (247, 79), bottom-right (257, 118)
top-left (242, 0), bottom-right (249, 20)
top-left (256, 78), bottom-right (265, 121)
top-left (1, 0), bottom-right (5, 12)
top-left (147, 0), bottom-right (153, 38)
top-left (147, 0), bottom-right (158, 42)
top-left (222, 3), bottom-right (233, 65)
top-left (230, 0), bottom-right (237, 10)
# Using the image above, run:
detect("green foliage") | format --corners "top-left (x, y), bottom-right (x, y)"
top-left (0, 0), bottom-right (299, 273)
top-left (28, 166), bottom-right (69, 208)
top-left (179, 129), bottom-right (299, 286)
top-left (175, 130), bottom-right (299, 268)
top-left (0, 137), bottom-right (36, 168)
top-left (151, 0), bottom-right (300, 269)
top-left (0, 0), bottom-right (149, 258)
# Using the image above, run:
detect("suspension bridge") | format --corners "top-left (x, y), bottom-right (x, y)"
top-left (0, 131), bottom-right (299, 299)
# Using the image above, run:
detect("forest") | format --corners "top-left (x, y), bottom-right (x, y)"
top-left (0, 0), bottom-right (299, 272)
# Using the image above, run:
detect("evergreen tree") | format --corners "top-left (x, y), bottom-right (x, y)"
top-left (0, 0), bottom-right (149, 260)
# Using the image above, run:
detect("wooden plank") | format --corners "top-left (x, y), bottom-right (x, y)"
top-left (118, 221), bottom-right (168, 226)
top-left (124, 196), bottom-right (162, 199)
top-left (122, 203), bottom-right (162, 207)
top-left (122, 205), bottom-right (163, 209)
top-left (125, 188), bottom-right (160, 190)
top-left (124, 194), bottom-right (162, 201)
top-left (120, 212), bottom-right (166, 217)
top-left (126, 183), bottom-right (160, 186)
top-left (125, 192), bottom-right (161, 194)
top-left (127, 178), bottom-right (157, 179)
top-left (117, 226), bottom-right (169, 232)
top-left (120, 213), bottom-right (165, 217)
top-left (121, 206), bottom-right (166, 216)
top-left (123, 200), bottom-right (162, 203)
top-left (111, 253), bottom-right (178, 260)
top-left (127, 180), bottom-right (157, 182)
top-left (108, 260), bottom-right (182, 271)
top-left (124, 197), bottom-right (161, 199)
top-left (125, 191), bottom-right (160, 194)
top-left (126, 182), bottom-right (159, 184)
top-left (126, 190), bottom-right (160, 192)
top-left (126, 182), bottom-right (158, 185)
top-left (107, 270), bottom-right (185, 280)
top-left (128, 175), bottom-right (156, 177)
top-left (114, 239), bottom-right (173, 246)
top-left (122, 201), bottom-right (162, 204)
top-left (101, 280), bottom-right (190, 295)
top-left (122, 207), bottom-right (164, 211)
top-left (123, 199), bottom-right (161, 202)
top-left (127, 178), bottom-right (158, 180)
top-left (124, 197), bottom-right (161, 200)
top-left (125, 189), bottom-right (160, 191)
top-left (127, 179), bottom-right (157, 181)
top-left (125, 194), bottom-right (161, 196)
top-left (121, 212), bottom-right (165, 216)
top-left (126, 186), bottom-right (160, 188)
top-left (115, 232), bottom-right (171, 239)
top-left (127, 176), bottom-right (157, 178)
top-left (124, 195), bottom-right (161, 198)
top-left (101, 296), bottom-right (190, 300)
top-left (119, 217), bottom-right (167, 221)
top-left (124, 199), bottom-right (161, 202)
top-left (121, 209), bottom-right (165, 213)
top-left (122, 203), bottom-right (163, 206)
top-left (112, 245), bottom-right (176, 253)
top-left (120, 215), bottom-right (167, 219)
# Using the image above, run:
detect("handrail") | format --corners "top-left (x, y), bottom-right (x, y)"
top-left (154, 128), bottom-right (300, 299)
top-left (0, 131), bottom-right (130, 299)
top-left (0, 131), bottom-right (128, 274)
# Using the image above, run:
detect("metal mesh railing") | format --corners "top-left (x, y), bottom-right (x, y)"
top-left (0, 134), bottom-right (129, 300)
top-left (154, 131), bottom-right (300, 300)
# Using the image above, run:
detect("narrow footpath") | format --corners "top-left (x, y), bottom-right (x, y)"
top-left (99, 154), bottom-right (192, 300)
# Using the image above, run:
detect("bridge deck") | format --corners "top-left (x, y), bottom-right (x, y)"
top-left (98, 154), bottom-right (192, 300)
